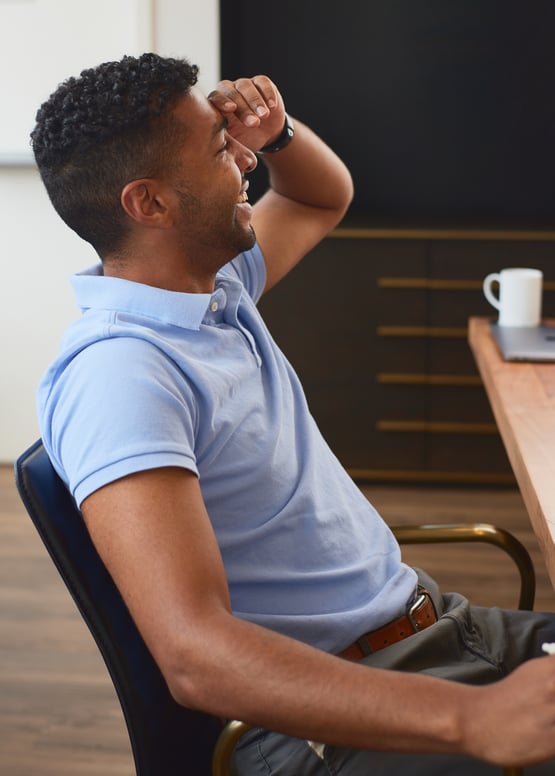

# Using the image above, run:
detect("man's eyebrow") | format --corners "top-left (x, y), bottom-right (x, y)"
top-left (212, 116), bottom-right (229, 137)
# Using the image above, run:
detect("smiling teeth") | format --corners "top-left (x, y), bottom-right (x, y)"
top-left (238, 191), bottom-right (249, 203)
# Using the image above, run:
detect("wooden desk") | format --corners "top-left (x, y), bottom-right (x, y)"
top-left (468, 317), bottom-right (555, 587)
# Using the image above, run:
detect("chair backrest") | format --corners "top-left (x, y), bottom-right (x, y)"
top-left (14, 439), bottom-right (222, 776)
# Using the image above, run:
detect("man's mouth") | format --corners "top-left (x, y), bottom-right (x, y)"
top-left (238, 180), bottom-right (249, 204)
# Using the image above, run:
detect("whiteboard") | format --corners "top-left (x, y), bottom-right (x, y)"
top-left (0, 0), bottom-right (153, 163)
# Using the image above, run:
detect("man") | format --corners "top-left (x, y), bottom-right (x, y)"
top-left (32, 53), bottom-right (555, 774)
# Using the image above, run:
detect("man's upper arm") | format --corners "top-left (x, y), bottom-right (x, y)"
top-left (249, 119), bottom-right (354, 293)
top-left (252, 189), bottom-right (344, 292)
top-left (80, 466), bottom-right (232, 678)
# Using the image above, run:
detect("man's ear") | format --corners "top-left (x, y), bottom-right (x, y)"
top-left (120, 179), bottom-right (173, 227)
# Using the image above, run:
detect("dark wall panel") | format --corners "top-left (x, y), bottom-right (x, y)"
top-left (221, 1), bottom-right (555, 226)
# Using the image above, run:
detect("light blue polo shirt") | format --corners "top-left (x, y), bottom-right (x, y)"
top-left (38, 244), bottom-right (417, 653)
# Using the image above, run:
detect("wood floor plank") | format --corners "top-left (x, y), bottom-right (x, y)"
top-left (0, 467), bottom-right (134, 775)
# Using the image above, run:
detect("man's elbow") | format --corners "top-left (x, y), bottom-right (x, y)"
top-left (166, 670), bottom-right (204, 710)
top-left (154, 627), bottom-right (235, 715)
top-left (162, 651), bottom-right (218, 712)
top-left (332, 166), bottom-right (355, 224)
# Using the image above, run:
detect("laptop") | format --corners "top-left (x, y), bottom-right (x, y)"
top-left (490, 322), bottom-right (555, 362)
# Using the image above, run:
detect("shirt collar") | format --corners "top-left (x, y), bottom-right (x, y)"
top-left (71, 263), bottom-right (235, 331)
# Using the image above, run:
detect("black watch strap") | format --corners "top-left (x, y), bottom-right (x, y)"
top-left (257, 114), bottom-right (295, 154)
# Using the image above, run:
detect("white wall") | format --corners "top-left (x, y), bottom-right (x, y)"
top-left (0, 0), bottom-right (219, 461)
top-left (155, 0), bottom-right (220, 92)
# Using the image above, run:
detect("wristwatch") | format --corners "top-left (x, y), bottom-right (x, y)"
top-left (257, 113), bottom-right (295, 154)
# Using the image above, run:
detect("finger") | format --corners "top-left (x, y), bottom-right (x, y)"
top-left (210, 77), bottom-right (277, 128)
top-left (225, 78), bottom-right (268, 126)
top-left (250, 75), bottom-right (278, 110)
top-left (208, 84), bottom-right (259, 128)
top-left (207, 84), bottom-right (238, 115)
top-left (233, 76), bottom-right (281, 119)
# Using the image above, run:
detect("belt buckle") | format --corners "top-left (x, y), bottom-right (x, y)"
top-left (407, 591), bottom-right (429, 632)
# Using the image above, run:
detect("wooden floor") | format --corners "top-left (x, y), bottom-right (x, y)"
top-left (2, 465), bottom-right (555, 775)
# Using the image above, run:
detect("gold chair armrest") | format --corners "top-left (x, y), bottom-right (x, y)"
top-left (212, 720), bottom-right (253, 776)
top-left (391, 522), bottom-right (535, 611)
top-left (211, 523), bottom-right (532, 776)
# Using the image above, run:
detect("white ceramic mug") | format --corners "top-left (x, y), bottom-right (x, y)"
top-left (482, 267), bottom-right (543, 327)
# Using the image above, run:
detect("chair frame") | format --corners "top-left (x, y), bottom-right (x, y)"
top-left (15, 439), bottom-right (223, 776)
top-left (15, 439), bottom-right (531, 776)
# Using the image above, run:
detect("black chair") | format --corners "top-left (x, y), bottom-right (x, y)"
top-left (14, 438), bottom-right (232, 776)
top-left (15, 439), bottom-right (532, 776)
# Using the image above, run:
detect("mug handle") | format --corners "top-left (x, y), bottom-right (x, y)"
top-left (483, 272), bottom-right (501, 311)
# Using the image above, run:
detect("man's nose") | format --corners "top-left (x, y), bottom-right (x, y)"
top-left (244, 147), bottom-right (258, 173)
top-left (239, 145), bottom-right (258, 174)
top-left (231, 136), bottom-right (258, 173)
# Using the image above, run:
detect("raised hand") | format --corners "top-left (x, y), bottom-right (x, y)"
top-left (208, 75), bottom-right (286, 152)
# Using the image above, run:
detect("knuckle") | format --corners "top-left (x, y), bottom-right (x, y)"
top-left (233, 76), bottom-right (253, 89)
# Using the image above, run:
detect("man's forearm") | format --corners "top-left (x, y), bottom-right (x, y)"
top-left (260, 117), bottom-right (354, 216)
top-left (163, 610), bottom-right (472, 757)
top-left (160, 610), bottom-right (555, 768)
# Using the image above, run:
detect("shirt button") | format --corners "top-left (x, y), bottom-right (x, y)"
top-left (210, 301), bottom-right (219, 312)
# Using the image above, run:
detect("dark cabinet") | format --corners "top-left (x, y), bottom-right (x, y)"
top-left (258, 228), bottom-right (555, 483)
top-left (222, 0), bottom-right (555, 482)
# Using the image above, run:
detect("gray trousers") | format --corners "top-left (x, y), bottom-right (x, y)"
top-left (234, 570), bottom-right (555, 775)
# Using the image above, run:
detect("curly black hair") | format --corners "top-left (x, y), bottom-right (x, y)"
top-left (31, 53), bottom-right (199, 257)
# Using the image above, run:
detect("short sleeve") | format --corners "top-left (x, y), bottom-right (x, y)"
top-left (41, 336), bottom-right (198, 507)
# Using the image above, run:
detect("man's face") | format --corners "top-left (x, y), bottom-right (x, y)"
top-left (168, 89), bottom-right (258, 268)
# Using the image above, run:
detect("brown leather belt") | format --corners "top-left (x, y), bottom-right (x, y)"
top-left (339, 588), bottom-right (437, 661)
